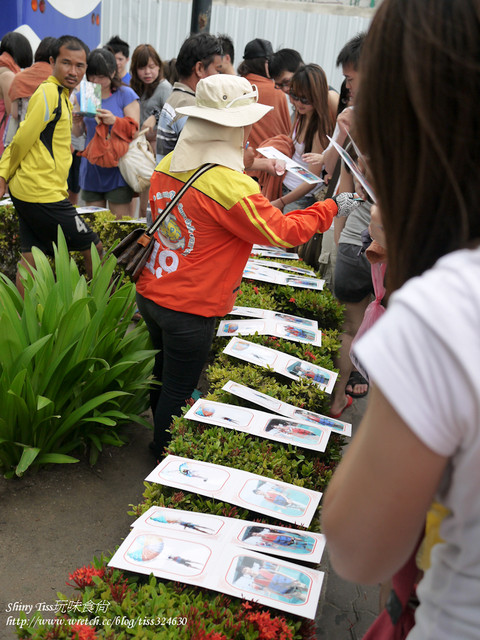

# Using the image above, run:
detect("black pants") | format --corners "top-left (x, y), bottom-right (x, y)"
top-left (136, 292), bottom-right (216, 455)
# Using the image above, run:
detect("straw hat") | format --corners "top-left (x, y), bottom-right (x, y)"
top-left (175, 74), bottom-right (272, 127)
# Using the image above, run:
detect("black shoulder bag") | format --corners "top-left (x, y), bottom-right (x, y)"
top-left (113, 163), bottom-right (216, 281)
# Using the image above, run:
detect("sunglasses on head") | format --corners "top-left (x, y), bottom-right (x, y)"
top-left (288, 90), bottom-right (311, 106)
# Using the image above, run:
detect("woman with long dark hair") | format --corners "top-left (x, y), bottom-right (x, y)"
top-left (271, 63), bottom-right (333, 213)
top-left (322, 1), bottom-right (480, 638)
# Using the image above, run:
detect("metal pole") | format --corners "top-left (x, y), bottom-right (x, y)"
top-left (190, 0), bottom-right (212, 34)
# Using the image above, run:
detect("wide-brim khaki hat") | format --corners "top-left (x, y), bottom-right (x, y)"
top-left (176, 74), bottom-right (272, 127)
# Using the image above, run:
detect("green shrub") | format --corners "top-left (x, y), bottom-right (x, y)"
top-left (0, 230), bottom-right (156, 478)
top-left (0, 204), bottom-right (21, 282)
top-left (16, 559), bottom-right (316, 639)
top-left (0, 204), bottom-right (143, 283)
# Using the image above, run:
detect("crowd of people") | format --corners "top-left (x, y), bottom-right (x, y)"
top-left (1, 2), bottom-right (478, 636)
top-left (0, 27), bottom-right (369, 404)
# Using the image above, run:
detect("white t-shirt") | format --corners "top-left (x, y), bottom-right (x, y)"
top-left (354, 246), bottom-right (480, 640)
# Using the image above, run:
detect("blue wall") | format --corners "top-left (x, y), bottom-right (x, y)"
top-left (2, 0), bottom-right (102, 51)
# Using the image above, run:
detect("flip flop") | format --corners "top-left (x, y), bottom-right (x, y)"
top-left (345, 371), bottom-right (369, 398)
top-left (328, 394), bottom-right (353, 419)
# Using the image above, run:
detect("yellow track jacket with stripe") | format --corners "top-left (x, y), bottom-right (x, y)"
top-left (136, 153), bottom-right (337, 317)
top-left (0, 76), bottom-right (72, 202)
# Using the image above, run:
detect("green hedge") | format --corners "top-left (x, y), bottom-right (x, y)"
top-left (0, 204), bottom-right (144, 283)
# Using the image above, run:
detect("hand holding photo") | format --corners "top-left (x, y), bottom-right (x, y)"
top-left (257, 147), bottom-right (321, 185)
top-left (327, 135), bottom-right (376, 203)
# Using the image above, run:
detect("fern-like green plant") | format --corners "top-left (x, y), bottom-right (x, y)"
top-left (0, 229), bottom-right (156, 478)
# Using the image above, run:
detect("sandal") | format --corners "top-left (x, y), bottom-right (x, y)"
top-left (346, 371), bottom-right (369, 398)
top-left (328, 394), bottom-right (353, 419)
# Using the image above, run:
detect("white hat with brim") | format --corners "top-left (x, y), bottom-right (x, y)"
top-left (175, 74), bottom-right (272, 127)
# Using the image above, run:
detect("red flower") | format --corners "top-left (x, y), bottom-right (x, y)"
top-left (253, 286), bottom-right (259, 294)
top-left (243, 609), bottom-right (294, 640)
top-left (289, 297), bottom-right (296, 303)
top-left (171, 490), bottom-right (185, 504)
top-left (69, 623), bottom-right (98, 640)
top-left (304, 350), bottom-right (317, 361)
top-left (67, 566), bottom-right (105, 589)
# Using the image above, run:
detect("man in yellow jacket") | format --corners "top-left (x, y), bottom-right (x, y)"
top-left (0, 35), bottom-right (102, 295)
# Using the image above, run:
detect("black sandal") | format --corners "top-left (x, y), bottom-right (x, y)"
top-left (346, 371), bottom-right (369, 398)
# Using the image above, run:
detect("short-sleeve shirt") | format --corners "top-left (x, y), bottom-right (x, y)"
top-left (79, 85), bottom-right (138, 193)
top-left (354, 246), bottom-right (480, 640)
top-left (140, 79), bottom-right (172, 126)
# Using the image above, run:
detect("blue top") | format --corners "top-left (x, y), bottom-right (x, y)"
top-left (79, 85), bottom-right (139, 193)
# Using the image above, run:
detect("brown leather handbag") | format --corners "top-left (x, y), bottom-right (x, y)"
top-left (113, 163), bottom-right (216, 281)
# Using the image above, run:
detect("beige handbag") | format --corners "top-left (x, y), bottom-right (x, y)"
top-left (118, 128), bottom-right (156, 193)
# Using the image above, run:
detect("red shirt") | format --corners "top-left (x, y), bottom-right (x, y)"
top-left (135, 154), bottom-right (337, 317)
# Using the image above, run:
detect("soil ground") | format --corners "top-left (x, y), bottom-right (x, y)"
top-left (0, 398), bottom-right (378, 640)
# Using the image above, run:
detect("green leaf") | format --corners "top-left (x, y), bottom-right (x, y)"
top-left (36, 453), bottom-right (79, 464)
top-left (15, 447), bottom-right (41, 476)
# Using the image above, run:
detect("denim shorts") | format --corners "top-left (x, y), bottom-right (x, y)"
top-left (334, 242), bottom-right (374, 303)
top-left (81, 185), bottom-right (134, 204)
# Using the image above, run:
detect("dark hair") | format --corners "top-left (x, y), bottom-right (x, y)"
top-left (269, 48), bottom-right (303, 80)
top-left (237, 57), bottom-right (268, 78)
top-left (164, 58), bottom-right (178, 85)
top-left (87, 47), bottom-right (121, 91)
top-left (34, 36), bottom-right (56, 64)
top-left (106, 35), bottom-right (129, 59)
top-left (0, 32), bottom-right (33, 68)
top-left (337, 78), bottom-right (350, 116)
top-left (51, 35), bottom-right (89, 61)
top-left (175, 33), bottom-right (222, 79)
top-left (217, 34), bottom-right (234, 64)
top-left (130, 44), bottom-right (164, 98)
top-left (336, 32), bottom-right (366, 70)
top-left (290, 63), bottom-right (333, 152)
top-left (356, 0), bottom-right (480, 291)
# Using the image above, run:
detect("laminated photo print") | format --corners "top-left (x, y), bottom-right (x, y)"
top-left (225, 552), bottom-right (324, 618)
top-left (110, 532), bottom-right (323, 619)
top-left (238, 525), bottom-right (323, 559)
top-left (243, 260), bottom-right (325, 290)
top-left (76, 78), bottom-right (102, 117)
top-left (223, 338), bottom-right (337, 394)
top-left (284, 358), bottom-right (336, 393)
top-left (120, 530), bottom-right (211, 577)
top-left (239, 479), bottom-right (312, 518)
top-left (222, 380), bottom-right (352, 436)
top-left (146, 455), bottom-right (321, 526)
top-left (217, 318), bottom-right (322, 347)
top-left (185, 399), bottom-right (331, 452)
top-left (229, 306), bottom-right (318, 329)
top-left (132, 506), bottom-right (326, 563)
top-left (248, 258), bottom-right (316, 277)
top-left (251, 245), bottom-right (300, 260)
